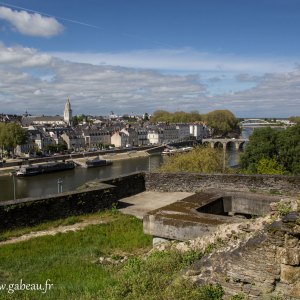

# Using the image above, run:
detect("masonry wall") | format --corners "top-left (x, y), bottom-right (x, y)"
top-left (145, 172), bottom-right (300, 195)
top-left (0, 172), bottom-right (144, 231)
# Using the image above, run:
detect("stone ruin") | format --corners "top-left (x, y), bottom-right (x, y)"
top-left (144, 191), bottom-right (300, 299)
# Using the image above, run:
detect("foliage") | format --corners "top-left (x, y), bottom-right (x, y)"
top-left (240, 125), bottom-right (300, 175)
top-left (0, 123), bottom-right (27, 155)
top-left (240, 127), bottom-right (280, 173)
top-left (289, 116), bottom-right (300, 124)
top-left (276, 201), bottom-right (292, 216)
top-left (277, 124), bottom-right (300, 174)
top-left (256, 157), bottom-right (286, 175)
top-left (72, 114), bottom-right (88, 125)
top-left (151, 110), bottom-right (203, 123)
top-left (204, 110), bottom-right (239, 137)
top-left (158, 146), bottom-right (231, 173)
top-left (44, 143), bottom-right (67, 153)
top-left (230, 294), bottom-right (246, 300)
top-left (106, 249), bottom-right (223, 300)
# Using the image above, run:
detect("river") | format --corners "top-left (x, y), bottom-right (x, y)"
top-left (0, 130), bottom-right (254, 202)
top-left (0, 155), bottom-right (163, 202)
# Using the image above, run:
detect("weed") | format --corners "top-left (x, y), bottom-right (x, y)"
top-left (277, 201), bottom-right (292, 216)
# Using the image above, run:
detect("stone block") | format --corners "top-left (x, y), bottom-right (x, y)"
top-left (285, 235), bottom-right (299, 248)
top-left (280, 264), bottom-right (300, 284)
top-left (290, 281), bottom-right (300, 298)
top-left (277, 248), bottom-right (300, 266)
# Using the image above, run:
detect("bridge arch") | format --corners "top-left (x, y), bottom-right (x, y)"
top-left (213, 141), bottom-right (224, 149)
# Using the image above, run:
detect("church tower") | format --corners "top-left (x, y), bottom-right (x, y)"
top-left (64, 98), bottom-right (72, 126)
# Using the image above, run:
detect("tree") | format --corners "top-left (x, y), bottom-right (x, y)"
top-left (289, 116), bottom-right (300, 124)
top-left (150, 110), bottom-right (202, 123)
top-left (0, 123), bottom-right (27, 156)
top-left (158, 146), bottom-right (231, 173)
top-left (277, 124), bottom-right (300, 174)
top-left (204, 110), bottom-right (239, 137)
top-left (256, 157), bottom-right (286, 175)
top-left (240, 127), bottom-right (279, 173)
top-left (240, 125), bottom-right (300, 175)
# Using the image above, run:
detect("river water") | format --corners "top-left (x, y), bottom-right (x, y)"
top-left (0, 155), bottom-right (163, 202)
top-left (0, 129), bottom-right (254, 202)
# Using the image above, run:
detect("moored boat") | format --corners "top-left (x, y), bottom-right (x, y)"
top-left (84, 156), bottom-right (112, 168)
top-left (16, 161), bottom-right (75, 177)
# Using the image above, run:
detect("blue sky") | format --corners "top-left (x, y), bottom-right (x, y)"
top-left (0, 0), bottom-right (300, 117)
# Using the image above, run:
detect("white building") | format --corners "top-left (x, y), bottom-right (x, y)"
top-left (147, 129), bottom-right (164, 145)
top-left (190, 123), bottom-right (209, 139)
top-left (111, 131), bottom-right (129, 148)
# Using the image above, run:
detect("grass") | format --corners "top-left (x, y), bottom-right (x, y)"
top-left (0, 212), bottom-right (152, 299)
top-left (0, 210), bottom-right (225, 299)
top-left (0, 214), bottom-right (94, 242)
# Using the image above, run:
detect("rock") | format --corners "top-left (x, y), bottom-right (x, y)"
top-left (291, 281), bottom-right (300, 298)
top-left (282, 212), bottom-right (299, 223)
top-left (277, 248), bottom-right (300, 266)
top-left (280, 264), bottom-right (300, 284)
top-left (285, 235), bottom-right (299, 248)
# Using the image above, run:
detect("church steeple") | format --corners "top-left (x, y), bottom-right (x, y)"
top-left (64, 98), bottom-right (72, 126)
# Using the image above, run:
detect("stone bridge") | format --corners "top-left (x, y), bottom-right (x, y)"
top-left (202, 138), bottom-right (249, 150)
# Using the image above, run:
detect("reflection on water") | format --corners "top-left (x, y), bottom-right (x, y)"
top-left (0, 155), bottom-right (163, 202)
top-left (0, 129), bottom-right (253, 202)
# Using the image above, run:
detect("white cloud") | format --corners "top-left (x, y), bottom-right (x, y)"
top-left (0, 6), bottom-right (63, 37)
top-left (1, 42), bottom-right (300, 117)
top-left (51, 48), bottom-right (297, 74)
top-left (0, 42), bottom-right (52, 67)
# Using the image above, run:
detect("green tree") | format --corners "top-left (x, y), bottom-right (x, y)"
top-left (240, 127), bottom-right (279, 173)
top-left (240, 125), bottom-right (300, 175)
top-left (158, 146), bottom-right (230, 173)
top-left (256, 157), bottom-right (286, 175)
top-left (289, 116), bottom-right (300, 124)
top-left (277, 124), bottom-right (300, 174)
top-left (204, 110), bottom-right (239, 137)
top-left (0, 122), bottom-right (27, 156)
top-left (150, 110), bottom-right (202, 123)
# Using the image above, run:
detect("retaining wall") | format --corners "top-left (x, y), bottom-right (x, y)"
top-left (145, 172), bottom-right (300, 195)
top-left (0, 172), bottom-right (144, 231)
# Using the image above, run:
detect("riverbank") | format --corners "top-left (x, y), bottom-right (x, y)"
top-left (0, 150), bottom-right (151, 177)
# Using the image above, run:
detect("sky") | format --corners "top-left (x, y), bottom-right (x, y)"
top-left (0, 0), bottom-right (300, 117)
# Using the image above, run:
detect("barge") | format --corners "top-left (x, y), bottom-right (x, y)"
top-left (84, 157), bottom-right (112, 168)
top-left (16, 161), bottom-right (75, 177)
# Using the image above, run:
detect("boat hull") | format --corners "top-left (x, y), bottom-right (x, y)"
top-left (16, 161), bottom-right (75, 177)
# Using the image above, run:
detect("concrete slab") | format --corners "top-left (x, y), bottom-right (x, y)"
top-left (118, 191), bottom-right (194, 219)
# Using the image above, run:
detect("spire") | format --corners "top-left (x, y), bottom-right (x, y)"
top-left (64, 98), bottom-right (72, 126)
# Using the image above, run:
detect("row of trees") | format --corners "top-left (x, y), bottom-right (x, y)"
top-left (240, 125), bottom-right (300, 175)
top-left (159, 146), bottom-right (231, 174)
top-left (150, 109), bottom-right (239, 137)
top-left (0, 123), bottom-right (27, 157)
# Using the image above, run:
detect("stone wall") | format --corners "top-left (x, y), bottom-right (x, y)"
top-left (0, 172), bottom-right (145, 231)
top-left (187, 212), bottom-right (300, 299)
top-left (145, 172), bottom-right (300, 195)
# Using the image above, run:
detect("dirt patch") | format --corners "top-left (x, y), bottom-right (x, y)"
top-left (0, 215), bottom-right (113, 246)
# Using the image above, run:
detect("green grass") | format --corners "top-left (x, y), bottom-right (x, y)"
top-left (0, 215), bottom-right (86, 242)
top-left (0, 212), bottom-right (224, 300)
top-left (105, 249), bottom-right (224, 300)
top-left (0, 213), bottom-right (152, 299)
